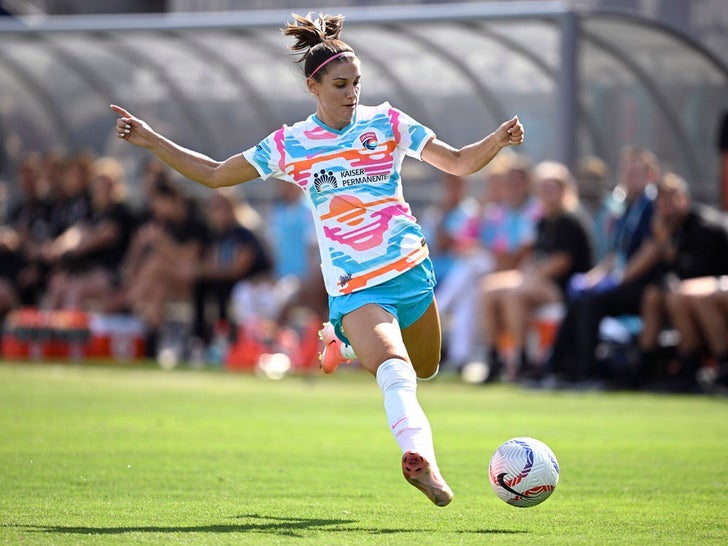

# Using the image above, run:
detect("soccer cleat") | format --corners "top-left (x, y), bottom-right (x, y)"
top-left (401, 451), bottom-right (453, 507)
top-left (318, 322), bottom-right (351, 374)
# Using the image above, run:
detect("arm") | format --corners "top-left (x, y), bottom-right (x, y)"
top-left (529, 252), bottom-right (574, 280)
top-left (111, 105), bottom-right (260, 188)
top-left (197, 246), bottom-right (257, 281)
top-left (621, 239), bottom-right (660, 283)
top-left (420, 116), bottom-right (524, 176)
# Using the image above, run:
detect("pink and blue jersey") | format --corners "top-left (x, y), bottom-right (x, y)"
top-left (243, 102), bottom-right (435, 297)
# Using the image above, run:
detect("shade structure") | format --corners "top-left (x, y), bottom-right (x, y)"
top-left (1, 1), bottom-right (726, 209)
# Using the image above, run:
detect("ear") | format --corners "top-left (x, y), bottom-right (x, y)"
top-left (306, 77), bottom-right (318, 96)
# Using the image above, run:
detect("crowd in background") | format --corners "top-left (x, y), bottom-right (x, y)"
top-left (2, 146), bottom-right (728, 393)
top-left (0, 150), bottom-right (327, 366)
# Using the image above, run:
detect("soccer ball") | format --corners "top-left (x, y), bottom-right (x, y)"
top-left (488, 437), bottom-right (559, 507)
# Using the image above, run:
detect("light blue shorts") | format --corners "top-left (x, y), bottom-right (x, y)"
top-left (328, 258), bottom-right (437, 345)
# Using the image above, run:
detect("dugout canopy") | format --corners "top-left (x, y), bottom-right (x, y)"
top-left (1, 1), bottom-right (727, 208)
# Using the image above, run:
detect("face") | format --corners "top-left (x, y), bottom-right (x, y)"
top-left (655, 189), bottom-right (689, 225)
top-left (207, 194), bottom-right (236, 232)
top-left (90, 175), bottom-right (113, 210)
top-left (536, 178), bottom-right (564, 213)
top-left (504, 169), bottom-right (530, 207)
top-left (619, 155), bottom-right (651, 197)
top-left (308, 58), bottom-right (361, 130)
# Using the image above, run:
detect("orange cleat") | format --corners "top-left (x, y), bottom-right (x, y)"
top-left (401, 451), bottom-right (453, 507)
top-left (318, 322), bottom-right (352, 374)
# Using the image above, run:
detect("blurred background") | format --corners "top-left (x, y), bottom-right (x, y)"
top-left (1, 0), bottom-right (727, 209)
top-left (2, 1), bottom-right (728, 383)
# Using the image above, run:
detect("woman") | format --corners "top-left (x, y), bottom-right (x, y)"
top-left (479, 161), bottom-right (592, 380)
top-left (112, 12), bottom-right (523, 507)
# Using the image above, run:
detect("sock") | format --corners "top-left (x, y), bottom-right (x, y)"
top-left (376, 358), bottom-right (438, 468)
top-left (341, 343), bottom-right (357, 360)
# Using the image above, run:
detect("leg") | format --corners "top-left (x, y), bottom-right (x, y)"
top-left (501, 277), bottom-right (562, 374)
top-left (693, 292), bottom-right (728, 357)
top-left (665, 292), bottom-right (702, 355)
top-left (638, 284), bottom-right (665, 353)
top-left (543, 296), bottom-right (580, 376)
top-left (192, 279), bottom-right (208, 341)
top-left (341, 304), bottom-right (453, 506)
top-left (401, 299), bottom-right (441, 380)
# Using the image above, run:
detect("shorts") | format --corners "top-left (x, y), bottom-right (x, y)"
top-left (328, 258), bottom-right (436, 345)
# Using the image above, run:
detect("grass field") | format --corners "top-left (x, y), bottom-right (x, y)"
top-left (1, 362), bottom-right (727, 545)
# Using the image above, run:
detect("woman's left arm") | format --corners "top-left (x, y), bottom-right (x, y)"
top-left (421, 116), bottom-right (524, 176)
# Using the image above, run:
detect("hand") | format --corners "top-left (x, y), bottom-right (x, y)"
top-left (110, 104), bottom-right (155, 148)
top-left (498, 116), bottom-right (524, 148)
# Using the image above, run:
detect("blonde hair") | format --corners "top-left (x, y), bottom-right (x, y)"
top-left (91, 156), bottom-right (127, 202)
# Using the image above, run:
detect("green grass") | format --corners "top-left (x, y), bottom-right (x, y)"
top-left (1, 362), bottom-right (727, 545)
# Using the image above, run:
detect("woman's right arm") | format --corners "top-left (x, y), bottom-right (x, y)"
top-left (111, 104), bottom-right (260, 188)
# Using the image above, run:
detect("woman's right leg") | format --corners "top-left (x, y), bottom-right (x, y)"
top-left (341, 304), bottom-right (453, 507)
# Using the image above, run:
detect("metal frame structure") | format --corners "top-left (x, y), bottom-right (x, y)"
top-left (1, 1), bottom-right (727, 204)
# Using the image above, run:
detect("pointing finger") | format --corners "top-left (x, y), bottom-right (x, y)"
top-left (110, 104), bottom-right (132, 118)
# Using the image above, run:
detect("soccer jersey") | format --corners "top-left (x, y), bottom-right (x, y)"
top-left (243, 102), bottom-right (434, 297)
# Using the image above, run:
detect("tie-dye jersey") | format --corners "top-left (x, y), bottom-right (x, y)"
top-left (242, 102), bottom-right (435, 297)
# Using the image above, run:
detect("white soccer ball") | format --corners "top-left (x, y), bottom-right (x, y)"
top-left (488, 437), bottom-right (559, 507)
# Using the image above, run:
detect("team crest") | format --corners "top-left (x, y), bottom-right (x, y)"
top-left (359, 131), bottom-right (378, 151)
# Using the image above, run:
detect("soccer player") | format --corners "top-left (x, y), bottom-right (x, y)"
top-left (112, 12), bottom-right (524, 507)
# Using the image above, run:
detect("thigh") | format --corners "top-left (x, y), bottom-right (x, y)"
top-left (402, 299), bottom-right (441, 379)
top-left (481, 269), bottom-right (523, 292)
top-left (513, 276), bottom-right (562, 306)
top-left (679, 276), bottom-right (719, 297)
top-left (341, 303), bottom-right (410, 375)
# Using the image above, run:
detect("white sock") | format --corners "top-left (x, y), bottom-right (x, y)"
top-left (341, 343), bottom-right (357, 360)
top-left (376, 358), bottom-right (438, 468)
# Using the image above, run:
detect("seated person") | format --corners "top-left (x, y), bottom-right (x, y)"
top-left (42, 158), bottom-right (135, 310)
top-left (479, 161), bottom-right (593, 380)
top-left (637, 173), bottom-right (728, 391)
top-left (542, 147), bottom-right (660, 385)
top-left (0, 226), bottom-right (22, 331)
top-left (115, 178), bottom-right (207, 351)
top-left (191, 189), bottom-right (273, 346)
top-left (436, 153), bottom-right (540, 368)
top-left (679, 277), bottom-right (728, 392)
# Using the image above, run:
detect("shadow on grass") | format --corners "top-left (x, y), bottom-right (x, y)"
top-left (10, 513), bottom-right (527, 538)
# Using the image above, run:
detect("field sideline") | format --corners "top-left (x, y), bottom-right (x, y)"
top-left (1, 362), bottom-right (727, 545)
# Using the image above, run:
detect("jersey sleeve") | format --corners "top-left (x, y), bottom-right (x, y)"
top-left (242, 126), bottom-right (287, 181)
top-left (386, 103), bottom-right (435, 160)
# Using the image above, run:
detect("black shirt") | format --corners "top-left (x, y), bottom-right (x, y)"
top-left (660, 205), bottom-right (728, 280)
top-left (534, 211), bottom-right (594, 291)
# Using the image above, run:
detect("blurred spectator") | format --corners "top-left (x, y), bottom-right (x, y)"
top-left (420, 172), bottom-right (478, 283)
top-left (0, 226), bottom-right (22, 328)
top-left (479, 161), bottom-right (593, 380)
top-left (576, 155), bottom-right (618, 262)
top-left (437, 153), bottom-right (540, 369)
top-left (6, 153), bottom-right (55, 305)
top-left (541, 147), bottom-right (660, 386)
top-left (42, 158), bottom-right (135, 310)
top-left (50, 151), bottom-right (94, 235)
top-left (191, 189), bottom-right (272, 345)
top-left (678, 277), bottom-right (728, 392)
top-left (483, 154), bottom-right (541, 271)
top-left (115, 178), bottom-right (207, 350)
top-left (265, 180), bottom-right (326, 323)
top-left (637, 173), bottom-right (728, 391)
